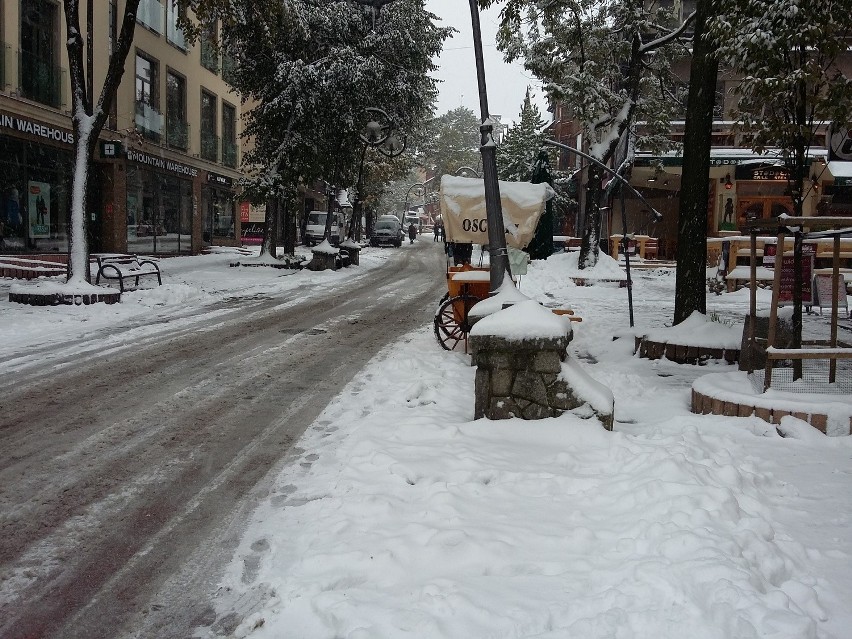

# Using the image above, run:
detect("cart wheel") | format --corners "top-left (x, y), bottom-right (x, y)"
top-left (434, 294), bottom-right (479, 351)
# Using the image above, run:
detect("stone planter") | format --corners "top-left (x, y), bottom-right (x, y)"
top-left (470, 331), bottom-right (613, 429)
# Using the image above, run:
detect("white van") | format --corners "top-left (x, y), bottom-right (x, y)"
top-left (404, 213), bottom-right (420, 231)
top-left (304, 210), bottom-right (345, 246)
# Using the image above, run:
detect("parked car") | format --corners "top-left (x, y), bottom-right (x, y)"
top-left (371, 216), bottom-right (403, 247)
top-left (304, 210), bottom-right (344, 246)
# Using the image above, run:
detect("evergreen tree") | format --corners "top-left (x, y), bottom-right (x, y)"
top-left (496, 88), bottom-right (548, 182)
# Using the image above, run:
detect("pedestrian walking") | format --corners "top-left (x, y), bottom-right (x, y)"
top-left (408, 223), bottom-right (417, 244)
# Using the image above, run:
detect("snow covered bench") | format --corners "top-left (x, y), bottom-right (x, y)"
top-left (94, 254), bottom-right (162, 293)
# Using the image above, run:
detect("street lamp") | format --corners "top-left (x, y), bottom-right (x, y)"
top-left (349, 107), bottom-right (406, 241)
top-left (404, 182), bottom-right (424, 220)
top-left (350, 0), bottom-right (512, 294)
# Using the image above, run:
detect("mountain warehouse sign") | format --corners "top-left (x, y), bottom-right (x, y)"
top-left (126, 148), bottom-right (199, 177)
top-left (0, 112), bottom-right (74, 145)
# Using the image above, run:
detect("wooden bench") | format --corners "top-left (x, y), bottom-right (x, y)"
top-left (643, 237), bottom-right (659, 259)
top-left (93, 254), bottom-right (162, 292)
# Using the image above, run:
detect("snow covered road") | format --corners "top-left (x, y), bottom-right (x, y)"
top-left (0, 241), bottom-right (446, 639)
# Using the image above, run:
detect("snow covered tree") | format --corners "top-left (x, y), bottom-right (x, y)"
top-left (486, 0), bottom-right (694, 268)
top-left (62, 0), bottom-right (142, 284)
top-left (418, 106), bottom-right (482, 179)
top-left (186, 0), bottom-right (448, 258)
top-left (709, 0), bottom-right (852, 377)
top-left (496, 88), bottom-right (548, 182)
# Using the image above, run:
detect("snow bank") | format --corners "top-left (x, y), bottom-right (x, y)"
top-left (643, 310), bottom-right (743, 350)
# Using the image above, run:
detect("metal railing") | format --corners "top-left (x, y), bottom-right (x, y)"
top-left (222, 138), bottom-right (237, 168)
top-left (201, 38), bottom-right (219, 73)
top-left (18, 50), bottom-right (66, 108)
top-left (221, 53), bottom-right (237, 86)
top-left (166, 117), bottom-right (189, 150)
top-left (200, 130), bottom-right (219, 162)
top-left (135, 101), bottom-right (164, 141)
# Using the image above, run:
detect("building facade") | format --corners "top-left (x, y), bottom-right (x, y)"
top-left (0, 0), bottom-right (248, 257)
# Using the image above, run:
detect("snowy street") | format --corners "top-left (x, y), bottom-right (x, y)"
top-left (0, 241), bottom-right (445, 639)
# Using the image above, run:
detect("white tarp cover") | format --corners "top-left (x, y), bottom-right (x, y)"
top-left (827, 161), bottom-right (852, 178)
top-left (440, 175), bottom-right (554, 248)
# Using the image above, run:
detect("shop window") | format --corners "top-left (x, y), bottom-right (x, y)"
top-left (135, 53), bottom-right (162, 141)
top-left (126, 165), bottom-right (192, 254)
top-left (166, 71), bottom-right (188, 150)
top-left (202, 186), bottom-right (235, 242)
top-left (200, 90), bottom-right (218, 162)
top-left (0, 137), bottom-right (71, 253)
top-left (222, 103), bottom-right (237, 168)
top-left (19, 0), bottom-right (64, 108)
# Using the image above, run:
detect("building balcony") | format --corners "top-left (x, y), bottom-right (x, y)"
top-left (135, 102), bottom-right (164, 142)
top-left (222, 139), bottom-right (238, 168)
top-left (166, 117), bottom-right (189, 150)
top-left (201, 131), bottom-right (219, 162)
top-left (18, 51), bottom-right (66, 109)
top-left (137, 0), bottom-right (164, 33)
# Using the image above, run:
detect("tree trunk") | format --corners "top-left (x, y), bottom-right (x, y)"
top-left (578, 165), bottom-right (603, 269)
top-left (63, 0), bottom-right (140, 283)
top-left (260, 197), bottom-right (278, 258)
top-left (674, 0), bottom-right (718, 324)
top-left (282, 197), bottom-right (296, 255)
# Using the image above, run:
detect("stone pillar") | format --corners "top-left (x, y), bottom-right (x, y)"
top-left (470, 331), bottom-right (614, 429)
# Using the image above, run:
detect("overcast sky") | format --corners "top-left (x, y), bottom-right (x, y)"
top-left (425, 1), bottom-right (551, 127)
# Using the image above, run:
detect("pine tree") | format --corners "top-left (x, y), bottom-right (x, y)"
top-left (496, 88), bottom-right (548, 182)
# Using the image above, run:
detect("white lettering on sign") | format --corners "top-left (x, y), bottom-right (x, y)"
top-left (0, 112), bottom-right (74, 144)
top-left (127, 149), bottom-right (199, 177)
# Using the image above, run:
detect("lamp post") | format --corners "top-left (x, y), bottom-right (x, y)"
top-left (350, 0), bottom-right (512, 294)
top-left (404, 183), bottom-right (424, 221)
top-left (350, 107), bottom-right (406, 241)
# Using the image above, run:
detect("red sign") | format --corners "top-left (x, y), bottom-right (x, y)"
top-left (240, 201), bottom-right (250, 223)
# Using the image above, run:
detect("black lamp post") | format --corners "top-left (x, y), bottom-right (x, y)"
top-left (350, 0), bottom-right (512, 294)
top-left (404, 182), bottom-right (424, 220)
top-left (349, 107), bottom-right (406, 241)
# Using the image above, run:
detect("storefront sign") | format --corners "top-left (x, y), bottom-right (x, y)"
top-left (28, 181), bottom-right (51, 238)
top-left (240, 201), bottom-right (250, 223)
top-left (735, 164), bottom-right (789, 181)
top-left (207, 171), bottom-right (234, 187)
top-left (1, 111), bottom-right (74, 145)
top-left (126, 148), bottom-right (199, 177)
